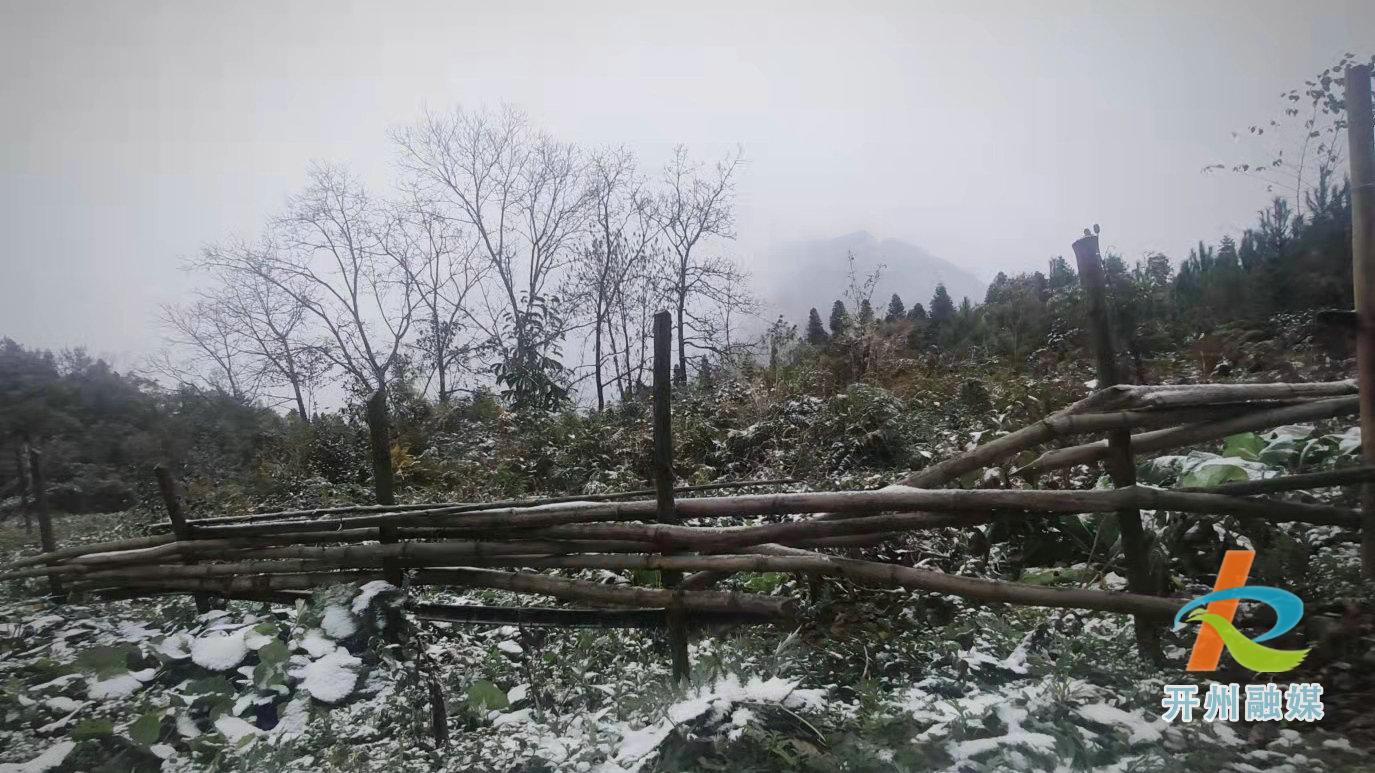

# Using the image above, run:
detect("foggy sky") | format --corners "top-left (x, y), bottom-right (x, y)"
top-left (2, 0), bottom-right (1372, 368)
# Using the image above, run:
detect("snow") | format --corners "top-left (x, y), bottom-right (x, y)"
top-left (497, 640), bottom-right (524, 656)
top-left (191, 627), bottom-right (250, 671)
top-left (507, 683), bottom-right (530, 703)
top-left (493, 708), bottom-right (536, 727)
top-left (272, 697), bottom-right (310, 741)
top-left (290, 646), bottom-right (362, 704)
top-left (243, 628), bottom-right (274, 650)
top-left (88, 668), bottom-right (155, 700)
top-left (157, 632), bottom-right (192, 660)
top-left (42, 697), bottom-right (83, 713)
top-left (300, 628), bottom-right (335, 658)
top-left (949, 705), bottom-right (1057, 761)
top-left (0, 741), bottom-right (75, 773)
top-left (1076, 702), bottom-right (1163, 743)
top-left (352, 580), bottom-right (397, 614)
top-left (612, 676), bottom-right (827, 767)
top-left (214, 714), bottom-right (262, 745)
top-left (320, 605), bottom-right (357, 639)
top-left (27, 674), bottom-right (80, 692)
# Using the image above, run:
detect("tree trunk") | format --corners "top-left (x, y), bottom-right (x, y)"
top-left (675, 293), bottom-right (688, 386)
top-left (13, 445), bottom-right (31, 533)
top-left (594, 315), bottom-right (605, 411)
top-left (366, 389), bottom-right (396, 506)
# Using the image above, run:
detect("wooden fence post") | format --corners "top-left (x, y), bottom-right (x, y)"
top-left (27, 448), bottom-right (63, 600)
top-left (653, 310), bottom-right (691, 683)
top-left (1071, 232), bottom-right (1160, 659)
top-left (1346, 64), bottom-right (1375, 578)
top-left (154, 465), bottom-right (214, 613)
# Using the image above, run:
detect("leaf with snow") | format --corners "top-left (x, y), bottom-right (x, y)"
top-left (290, 647), bottom-right (362, 704)
top-left (320, 605), bottom-right (357, 639)
top-left (191, 628), bottom-right (250, 671)
top-left (156, 633), bottom-right (192, 660)
top-left (351, 580), bottom-right (397, 614)
top-left (88, 668), bottom-right (156, 701)
top-left (214, 714), bottom-right (261, 746)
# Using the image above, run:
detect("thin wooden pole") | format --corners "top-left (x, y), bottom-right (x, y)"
top-left (1346, 63), bottom-right (1375, 578)
top-left (154, 465), bottom-right (214, 613)
top-left (653, 310), bottom-right (691, 682)
top-left (1072, 232), bottom-right (1159, 658)
top-left (27, 448), bottom-right (63, 600)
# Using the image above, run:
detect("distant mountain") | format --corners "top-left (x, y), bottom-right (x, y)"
top-left (752, 231), bottom-right (986, 327)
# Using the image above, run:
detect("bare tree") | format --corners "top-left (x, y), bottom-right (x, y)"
top-left (393, 193), bottom-right (485, 403)
top-left (393, 106), bottom-right (589, 411)
top-left (202, 240), bottom-right (330, 420)
top-left (235, 162), bottom-right (420, 396)
top-left (656, 145), bottom-right (745, 384)
top-left (154, 294), bottom-right (261, 400)
top-left (569, 146), bottom-right (658, 409)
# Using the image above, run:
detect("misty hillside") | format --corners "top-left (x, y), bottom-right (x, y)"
top-left (757, 230), bottom-right (986, 322)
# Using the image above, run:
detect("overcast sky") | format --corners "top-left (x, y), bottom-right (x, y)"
top-left (2, 0), bottom-right (1371, 368)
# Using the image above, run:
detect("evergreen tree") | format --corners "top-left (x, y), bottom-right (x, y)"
top-left (1047, 256), bottom-right (1077, 291)
top-left (929, 284), bottom-right (956, 325)
top-left (907, 303), bottom-right (927, 321)
top-left (858, 299), bottom-right (875, 325)
top-left (885, 293), bottom-right (906, 321)
top-left (805, 308), bottom-right (829, 345)
top-left (829, 300), bottom-right (850, 337)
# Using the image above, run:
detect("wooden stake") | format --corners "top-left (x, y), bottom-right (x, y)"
top-left (1346, 63), bottom-right (1375, 578)
top-left (154, 465), bottom-right (214, 613)
top-left (1072, 232), bottom-right (1159, 659)
top-left (26, 448), bottom-right (63, 600)
top-left (653, 310), bottom-right (691, 682)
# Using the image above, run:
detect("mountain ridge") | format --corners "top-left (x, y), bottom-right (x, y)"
top-left (753, 230), bottom-right (987, 325)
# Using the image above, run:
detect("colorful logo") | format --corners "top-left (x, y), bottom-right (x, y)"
top-left (1173, 550), bottom-right (1310, 673)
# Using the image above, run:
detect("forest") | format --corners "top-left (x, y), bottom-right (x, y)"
top-left (1, 49), bottom-right (1374, 773)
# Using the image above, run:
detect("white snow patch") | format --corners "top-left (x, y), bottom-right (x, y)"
top-left (0, 740), bottom-right (76, 773)
top-left (291, 647), bottom-right (362, 703)
top-left (320, 605), bottom-right (357, 639)
top-left (299, 629), bottom-right (335, 658)
top-left (498, 640), bottom-right (524, 656)
top-left (612, 676), bottom-right (826, 767)
top-left (42, 697), bottom-right (84, 713)
top-left (214, 714), bottom-right (261, 745)
top-left (88, 668), bottom-right (155, 700)
top-left (1076, 702), bottom-right (1162, 743)
top-left (191, 628), bottom-right (250, 671)
top-left (157, 633), bottom-right (193, 660)
top-left (492, 708), bottom-right (535, 727)
top-left (272, 697), bottom-right (310, 741)
top-left (352, 580), bottom-right (396, 614)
